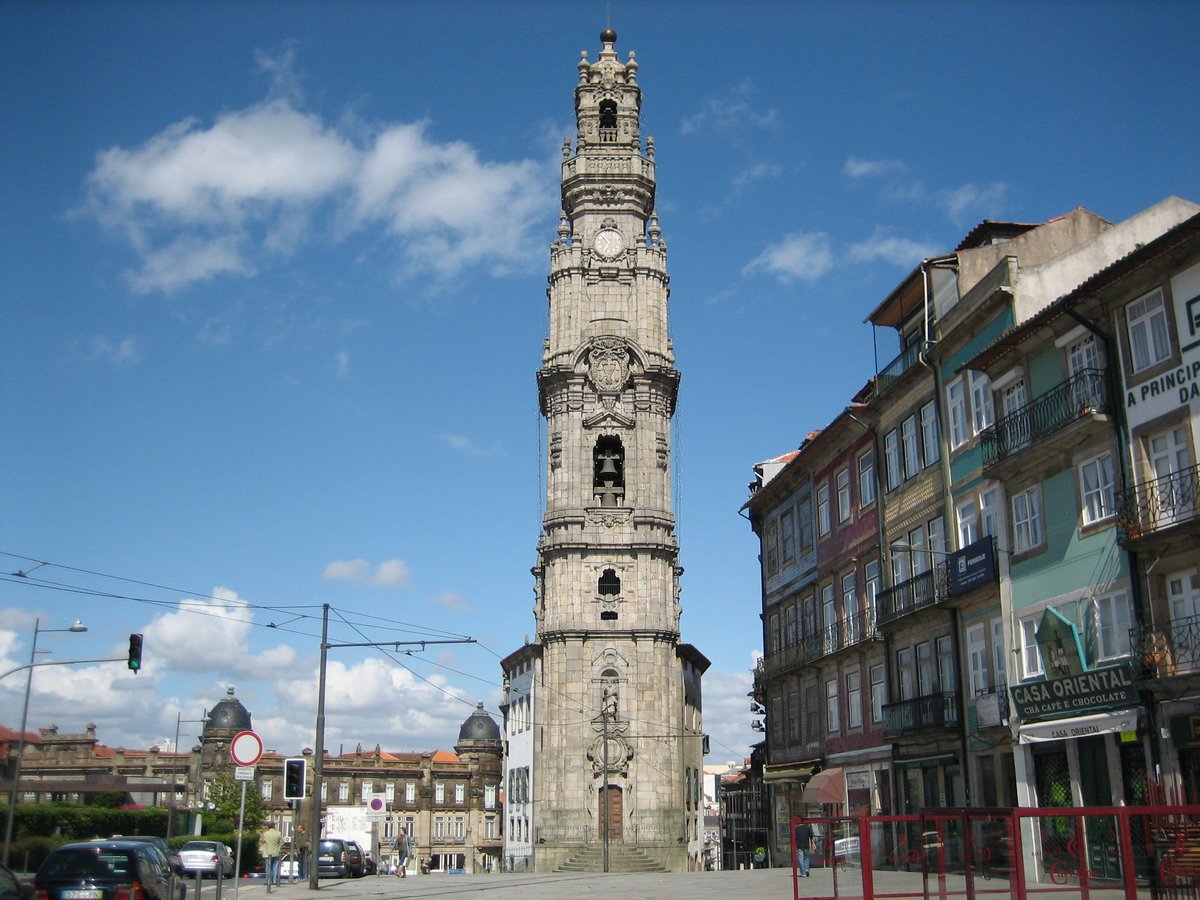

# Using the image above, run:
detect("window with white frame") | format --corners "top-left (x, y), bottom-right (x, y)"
top-left (884, 429), bottom-right (901, 490)
top-left (1079, 452), bottom-right (1116, 525)
top-left (797, 496), bottom-right (813, 551)
top-left (320, 782), bottom-right (328, 802)
top-left (891, 538), bottom-right (911, 585)
top-left (826, 678), bottom-right (839, 732)
top-left (897, 647), bottom-right (915, 700)
top-left (837, 467), bottom-right (852, 522)
top-left (947, 377), bottom-right (968, 449)
top-left (865, 559), bottom-right (881, 624)
top-left (435, 782), bottom-right (445, 804)
top-left (1020, 617), bottom-right (1043, 678)
top-left (921, 400), bottom-right (940, 466)
top-left (847, 670), bottom-right (862, 728)
top-left (1093, 591), bottom-right (1132, 661)
top-left (929, 516), bottom-right (946, 560)
top-left (859, 447), bottom-right (875, 507)
top-left (338, 781), bottom-right (349, 803)
top-left (937, 635), bottom-right (955, 693)
top-left (958, 498), bottom-right (979, 547)
top-left (980, 485), bottom-right (1000, 538)
top-left (916, 641), bottom-right (933, 695)
top-left (1127, 287), bottom-right (1172, 373)
top-left (1168, 568), bottom-right (1200, 622)
top-left (843, 571), bottom-right (858, 640)
top-left (967, 624), bottom-right (989, 696)
top-left (870, 664), bottom-right (886, 723)
top-left (361, 783), bottom-right (371, 802)
top-left (1069, 334), bottom-right (1101, 375)
top-left (990, 618), bottom-right (1006, 688)
top-left (908, 525), bottom-right (930, 575)
top-left (455, 783), bottom-right (465, 804)
top-left (902, 415), bottom-right (920, 478)
top-left (485, 816), bottom-right (496, 839)
top-left (1012, 486), bottom-right (1043, 552)
top-left (262, 780), bottom-right (273, 801)
top-left (455, 816), bottom-right (465, 839)
top-left (817, 483), bottom-right (831, 536)
top-left (822, 583), bottom-right (836, 649)
top-left (970, 371), bottom-right (995, 433)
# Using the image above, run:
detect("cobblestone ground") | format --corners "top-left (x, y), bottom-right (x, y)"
top-left (215, 867), bottom-right (796, 900)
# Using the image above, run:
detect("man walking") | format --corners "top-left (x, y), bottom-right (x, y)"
top-left (795, 821), bottom-right (814, 877)
top-left (396, 826), bottom-right (413, 879)
top-left (259, 820), bottom-right (283, 891)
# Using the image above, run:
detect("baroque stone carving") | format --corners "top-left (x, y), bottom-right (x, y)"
top-left (587, 338), bottom-right (630, 393)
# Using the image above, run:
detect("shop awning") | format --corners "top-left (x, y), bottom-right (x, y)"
top-left (802, 767), bottom-right (846, 804)
top-left (1018, 707), bottom-right (1140, 745)
top-left (763, 763), bottom-right (816, 784)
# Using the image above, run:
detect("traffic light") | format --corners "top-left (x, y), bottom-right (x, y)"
top-left (284, 758), bottom-right (306, 800)
top-left (127, 633), bottom-right (143, 672)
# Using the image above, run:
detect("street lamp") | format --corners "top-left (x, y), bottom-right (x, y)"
top-left (4, 618), bottom-right (87, 865)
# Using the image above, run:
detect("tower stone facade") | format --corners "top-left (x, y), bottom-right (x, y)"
top-left (502, 29), bottom-right (709, 873)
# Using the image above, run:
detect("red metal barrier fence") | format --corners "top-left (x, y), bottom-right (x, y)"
top-left (791, 805), bottom-right (1200, 900)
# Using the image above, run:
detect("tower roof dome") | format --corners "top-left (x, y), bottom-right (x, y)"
top-left (205, 687), bottom-right (252, 733)
top-left (457, 702), bottom-right (500, 743)
top-left (600, 27), bottom-right (617, 45)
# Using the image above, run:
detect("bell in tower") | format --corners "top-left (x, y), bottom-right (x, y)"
top-left (593, 437), bottom-right (624, 507)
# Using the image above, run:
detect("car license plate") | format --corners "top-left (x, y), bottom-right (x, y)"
top-left (319, 856), bottom-right (333, 864)
top-left (63, 891), bottom-right (103, 899)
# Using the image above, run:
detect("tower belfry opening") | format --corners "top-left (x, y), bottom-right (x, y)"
top-left (500, 27), bottom-right (709, 874)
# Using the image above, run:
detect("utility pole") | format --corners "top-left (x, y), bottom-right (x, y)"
top-left (306, 604), bottom-right (475, 890)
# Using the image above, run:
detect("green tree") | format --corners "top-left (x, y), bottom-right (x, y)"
top-left (206, 770), bottom-right (268, 832)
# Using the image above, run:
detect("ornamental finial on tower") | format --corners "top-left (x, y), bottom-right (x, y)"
top-left (601, 27), bottom-right (617, 46)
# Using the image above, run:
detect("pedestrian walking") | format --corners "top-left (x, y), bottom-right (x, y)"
top-left (795, 821), bottom-right (814, 877)
top-left (259, 820), bottom-right (283, 890)
top-left (397, 826), bottom-right (413, 878)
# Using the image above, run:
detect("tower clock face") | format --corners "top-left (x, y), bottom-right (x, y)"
top-left (593, 228), bottom-right (625, 259)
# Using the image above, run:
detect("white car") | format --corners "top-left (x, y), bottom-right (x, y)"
top-left (178, 841), bottom-right (234, 878)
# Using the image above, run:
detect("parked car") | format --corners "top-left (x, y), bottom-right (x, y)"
top-left (0, 860), bottom-right (34, 900)
top-left (316, 839), bottom-right (361, 878)
top-left (347, 842), bottom-right (373, 876)
top-left (35, 840), bottom-right (184, 900)
top-left (177, 841), bottom-right (234, 878)
top-left (107, 837), bottom-right (182, 874)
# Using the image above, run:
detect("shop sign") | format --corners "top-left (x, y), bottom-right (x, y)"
top-left (1169, 714), bottom-right (1200, 749)
top-left (1010, 661), bottom-right (1139, 721)
top-left (947, 538), bottom-right (998, 596)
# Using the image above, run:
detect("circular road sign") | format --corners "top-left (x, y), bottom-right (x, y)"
top-left (368, 796), bottom-right (385, 814)
top-left (230, 730), bottom-right (264, 767)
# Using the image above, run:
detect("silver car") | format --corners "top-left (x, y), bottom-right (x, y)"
top-left (177, 841), bottom-right (233, 878)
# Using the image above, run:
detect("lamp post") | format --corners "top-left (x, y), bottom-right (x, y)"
top-left (3, 618), bottom-right (87, 865)
top-left (167, 711), bottom-right (207, 840)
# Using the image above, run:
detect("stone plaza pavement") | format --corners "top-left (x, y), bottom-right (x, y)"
top-left (220, 867), bottom-right (799, 900)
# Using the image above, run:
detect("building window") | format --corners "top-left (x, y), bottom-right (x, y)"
top-left (805, 685), bottom-right (820, 742)
top-left (1021, 617), bottom-right (1043, 679)
top-left (937, 635), bottom-right (955, 694)
top-left (991, 618), bottom-right (1007, 689)
top-left (897, 647), bottom-right (915, 700)
top-left (884, 429), bottom-right (901, 490)
top-left (969, 371), bottom-right (994, 434)
top-left (826, 678), bottom-right (839, 732)
top-left (455, 783), bottom-right (465, 805)
top-left (1094, 591), bottom-right (1132, 661)
top-left (361, 783), bottom-right (371, 803)
top-left (890, 538), bottom-right (911, 586)
top-left (958, 498), bottom-right (979, 548)
top-left (817, 483), bottom-right (831, 536)
top-left (837, 468), bottom-right (852, 522)
top-left (902, 415), bottom-right (920, 478)
top-left (908, 525), bottom-right (930, 576)
top-left (859, 448), bottom-right (875, 507)
top-left (780, 508), bottom-right (796, 565)
top-left (320, 782), bottom-right (327, 802)
top-left (788, 689), bottom-right (801, 742)
top-left (593, 436), bottom-right (625, 507)
top-left (763, 520), bottom-right (778, 576)
top-left (338, 781), bottom-right (349, 803)
top-left (916, 641), bottom-right (933, 696)
top-left (797, 496), bottom-right (813, 551)
top-left (262, 780), bottom-right (273, 801)
top-left (405, 782), bottom-right (415, 805)
top-left (1069, 334), bottom-right (1101, 374)
top-left (1079, 453), bottom-right (1116, 525)
top-left (784, 603), bottom-right (797, 648)
top-left (1127, 287), bottom-right (1172, 373)
top-left (455, 816), bottom-right (465, 839)
top-left (386, 782), bottom-right (395, 802)
top-left (865, 559), bottom-right (881, 624)
top-left (1012, 486), bottom-right (1044, 552)
top-left (435, 783), bottom-right (445, 805)
top-left (870, 664), bottom-right (886, 723)
top-left (921, 400), bottom-right (940, 466)
top-left (946, 377), bottom-right (968, 449)
top-left (485, 817), bottom-right (496, 839)
top-left (967, 624), bottom-right (988, 696)
top-left (846, 670), bottom-right (862, 729)
top-left (821, 583), bottom-right (836, 651)
top-left (980, 485), bottom-right (1000, 538)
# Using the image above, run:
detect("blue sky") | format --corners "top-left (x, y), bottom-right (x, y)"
top-left (2, 1), bottom-right (1198, 767)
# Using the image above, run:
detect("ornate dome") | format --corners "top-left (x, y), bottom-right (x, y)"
top-left (457, 702), bottom-right (500, 743)
top-left (205, 686), bottom-right (252, 733)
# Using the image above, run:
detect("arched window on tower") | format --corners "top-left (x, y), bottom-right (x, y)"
top-left (594, 437), bottom-right (625, 507)
top-left (598, 568), bottom-right (621, 596)
top-left (598, 100), bottom-right (618, 141)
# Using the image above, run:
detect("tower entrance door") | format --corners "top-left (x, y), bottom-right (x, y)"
top-left (598, 784), bottom-right (624, 840)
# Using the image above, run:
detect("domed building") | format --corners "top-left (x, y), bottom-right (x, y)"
top-left (199, 686), bottom-right (252, 775)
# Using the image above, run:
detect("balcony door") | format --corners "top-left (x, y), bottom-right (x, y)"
top-left (1149, 426), bottom-right (1195, 525)
top-left (1169, 568), bottom-right (1200, 622)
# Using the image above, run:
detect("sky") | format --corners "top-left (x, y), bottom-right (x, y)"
top-left (2, 0), bottom-right (1199, 772)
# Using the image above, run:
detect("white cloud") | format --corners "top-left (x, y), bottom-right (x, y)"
top-left (941, 181), bottom-right (1008, 221)
top-left (440, 434), bottom-right (504, 457)
top-left (742, 232), bottom-right (834, 282)
top-left (843, 156), bottom-right (907, 179)
top-left (323, 558), bottom-right (411, 589)
top-left (84, 91), bottom-right (554, 293)
top-left (847, 229), bottom-right (939, 267)
top-left (698, 667), bottom-right (758, 766)
top-left (680, 80), bottom-right (779, 136)
top-left (334, 350), bottom-right (350, 379)
top-left (430, 591), bottom-right (469, 612)
top-left (732, 161), bottom-right (784, 188)
top-left (84, 335), bottom-right (141, 367)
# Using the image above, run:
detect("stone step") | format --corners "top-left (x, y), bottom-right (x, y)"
top-left (555, 846), bottom-right (667, 874)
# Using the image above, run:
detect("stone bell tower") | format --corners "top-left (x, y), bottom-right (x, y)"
top-left (502, 28), bottom-right (709, 873)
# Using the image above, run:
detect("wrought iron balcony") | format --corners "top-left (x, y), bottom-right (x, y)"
top-left (980, 368), bottom-right (1108, 469)
top-left (816, 608), bottom-right (880, 658)
top-left (1130, 615), bottom-right (1200, 678)
top-left (876, 341), bottom-right (926, 395)
top-left (877, 566), bottom-right (950, 624)
top-left (1116, 462), bottom-right (1200, 541)
top-left (882, 691), bottom-right (960, 736)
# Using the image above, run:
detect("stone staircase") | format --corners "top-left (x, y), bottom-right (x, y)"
top-left (556, 844), bottom-right (667, 873)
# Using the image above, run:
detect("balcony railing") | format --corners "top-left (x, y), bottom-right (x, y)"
top-left (980, 368), bottom-right (1108, 468)
top-left (882, 691), bottom-right (960, 736)
top-left (1130, 615), bottom-right (1200, 678)
top-left (876, 341), bottom-right (926, 394)
top-left (878, 566), bottom-right (950, 624)
top-left (1117, 462), bottom-right (1200, 540)
top-left (818, 608), bottom-right (880, 657)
